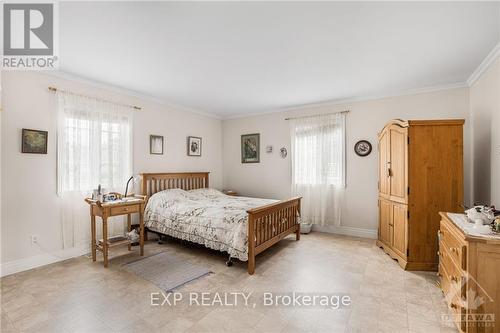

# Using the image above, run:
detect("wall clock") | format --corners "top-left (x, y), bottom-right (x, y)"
top-left (354, 140), bottom-right (372, 157)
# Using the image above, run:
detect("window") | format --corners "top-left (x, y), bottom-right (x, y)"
top-left (291, 114), bottom-right (345, 187)
top-left (289, 112), bottom-right (346, 226)
top-left (57, 92), bottom-right (133, 195)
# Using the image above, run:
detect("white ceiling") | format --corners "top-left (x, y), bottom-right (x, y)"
top-left (59, 2), bottom-right (500, 118)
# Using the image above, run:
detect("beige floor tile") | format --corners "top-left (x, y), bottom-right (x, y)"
top-left (1, 233), bottom-right (454, 333)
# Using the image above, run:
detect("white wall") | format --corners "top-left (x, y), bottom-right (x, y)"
top-left (1, 71), bottom-right (223, 267)
top-left (222, 87), bottom-right (472, 234)
top-left (470, 57), bottom-right (500, 206)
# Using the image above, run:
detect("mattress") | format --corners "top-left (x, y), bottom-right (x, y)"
top-left (144, 188), bottom-right (277, 261)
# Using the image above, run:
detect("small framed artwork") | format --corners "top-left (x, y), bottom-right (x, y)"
top-left (150, 135), bottom-right (164, 155)
top-left (241, 133), bottom-right (260, 163)
top-left (22, 129), bottom-right (48, 154)
top-left (187, 136), bottom-right (202, 156)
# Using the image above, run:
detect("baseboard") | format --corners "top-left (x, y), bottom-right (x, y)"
top-left (0, 245), bottom-right (90, 277)
top-left (312, 225), bottom-right (378, 239)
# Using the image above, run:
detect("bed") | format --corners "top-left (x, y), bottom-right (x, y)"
top-left (141, 172), bottom-right (301, 274)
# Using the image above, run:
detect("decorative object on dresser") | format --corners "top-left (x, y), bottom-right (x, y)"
top-left (141, 172), bottom-right (301, 274)
top-left (241, 133), bottom-right (260, 163)
top-left (377, 119), bottom-right (464, 271)
top-left (187, 136), bottom-right (202, 156)
top-left (354, 140), bottom-right (372, 157)
top-left (22, 128), bottom-right (48, 154)
top-left (438, 212), bottom-right (500, 333)
top-left (222, 190), bottom-right (238, 196)
top-left (85, 195), bottom-right (146, 267)
top-left (150, 135), bottom-right (164, 155)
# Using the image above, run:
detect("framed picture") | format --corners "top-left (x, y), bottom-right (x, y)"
top-left (150, 135), bottom-right (164, 155)
top-left (22, 129), bottom-right (48, 154)
top-left (241, 133), bottom-right (260, 163)
top-left (187, 136), bottom-right (202, 156)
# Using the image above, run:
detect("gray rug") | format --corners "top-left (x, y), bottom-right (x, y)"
top-left (124, 252), bottom-right (211, 292)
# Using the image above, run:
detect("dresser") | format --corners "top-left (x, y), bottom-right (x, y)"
top-left (439, 212), bottom-right (500, 333)
top-left (376, 119), bottom-right (464, 270)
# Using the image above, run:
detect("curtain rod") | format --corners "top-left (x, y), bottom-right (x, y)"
top-left (48, 86), bottom-right (142, 110)
top-left (284, 110), bottom-right (349, 121)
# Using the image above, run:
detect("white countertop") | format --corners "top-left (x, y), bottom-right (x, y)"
top-left (447, 213), bottom-right (500, 240)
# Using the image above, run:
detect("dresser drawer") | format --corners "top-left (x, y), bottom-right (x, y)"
top-left (439, 261), bottom-right (465, 332)
top-left (110, 205), bottom-right (139, 216)
top-left (439, 219), bottom-right (467, 270)
top-left (438, 245), bottom-right (464, 296)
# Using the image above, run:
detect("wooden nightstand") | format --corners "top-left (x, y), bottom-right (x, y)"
top-left (223, 190), bottom-right (238, 196)
top-left (85, 196), bottom-right (146, 267)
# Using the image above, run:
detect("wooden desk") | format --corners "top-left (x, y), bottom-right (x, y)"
top-left (85, 196), bottom-right (146, 267)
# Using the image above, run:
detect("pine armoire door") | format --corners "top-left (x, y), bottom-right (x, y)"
top-left (392, 202), bottom-right (407, 258)
top-left (379, 130), bottom-right (390, 198)
top-left (389, 126), bottom-right (408, 203)
top-left (379, 198), bottom-right (391, 245)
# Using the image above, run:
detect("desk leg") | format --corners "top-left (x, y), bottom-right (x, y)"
top-left (91, 215), bottom-right (96, 262)
top-left (102, 217), bottom-right (108, 267)
top-left (140, 210), bottom-right (144, 256)
top-left (127, 214), bottom-right (132, 251)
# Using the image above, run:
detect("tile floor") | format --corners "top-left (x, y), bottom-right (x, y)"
top-left (1, 232), bottom-right (458, 332)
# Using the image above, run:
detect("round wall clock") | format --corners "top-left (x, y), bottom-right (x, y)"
top-left (354, 140), bottom-right (372, 157)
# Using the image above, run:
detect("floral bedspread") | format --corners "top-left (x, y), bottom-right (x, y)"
top-left (144, 188), bottom-right (277, 261)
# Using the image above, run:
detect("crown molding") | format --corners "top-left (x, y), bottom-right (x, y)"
top-left (467, 42), bottom-right (500, 87)
top-left (43, 71), bottom-right (222, 120)
top-left (223, 81), bottom-right (468, 120)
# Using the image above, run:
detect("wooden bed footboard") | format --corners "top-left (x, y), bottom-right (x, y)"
top-left (247, 197), bottom-right (302, 275)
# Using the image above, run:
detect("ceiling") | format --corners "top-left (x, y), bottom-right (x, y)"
top-left (59, 2), bottom-right (500, 118)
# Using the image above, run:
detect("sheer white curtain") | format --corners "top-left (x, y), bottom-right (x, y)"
top-left (57, 91), bottom-right (133, 248)
top-left (290, 113), bottom-right (345, 226)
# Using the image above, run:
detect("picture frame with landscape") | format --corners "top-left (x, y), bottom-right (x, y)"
top-left (22, 129), bottom-right (48, 154)
top-left (241, 133), bottom-right (260, 163)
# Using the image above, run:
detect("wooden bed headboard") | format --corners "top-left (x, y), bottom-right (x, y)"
top-left (141, 172), bottom-right (209, 198)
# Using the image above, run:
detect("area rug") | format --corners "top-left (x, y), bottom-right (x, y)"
top-left (124, 252), bottom-right (211, 292)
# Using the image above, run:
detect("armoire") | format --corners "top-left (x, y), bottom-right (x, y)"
top-left (376, 119), bottom-right (464, 270)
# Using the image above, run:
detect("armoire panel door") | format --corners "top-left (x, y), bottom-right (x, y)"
top-left (379, 198), bottom-right (391, 245)
top-left (379, 130), bottom-right (390, 198)
top-left (389, 127), bottom-right (408, 203)
top-left (392, 202), bottom-right (407, 258)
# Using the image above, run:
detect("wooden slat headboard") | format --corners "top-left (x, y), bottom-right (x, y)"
top-left (141, 172), bottom-right (209, 198)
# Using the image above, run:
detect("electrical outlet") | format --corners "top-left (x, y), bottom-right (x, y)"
top-left (31, 235), bottom-right (38, 245)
